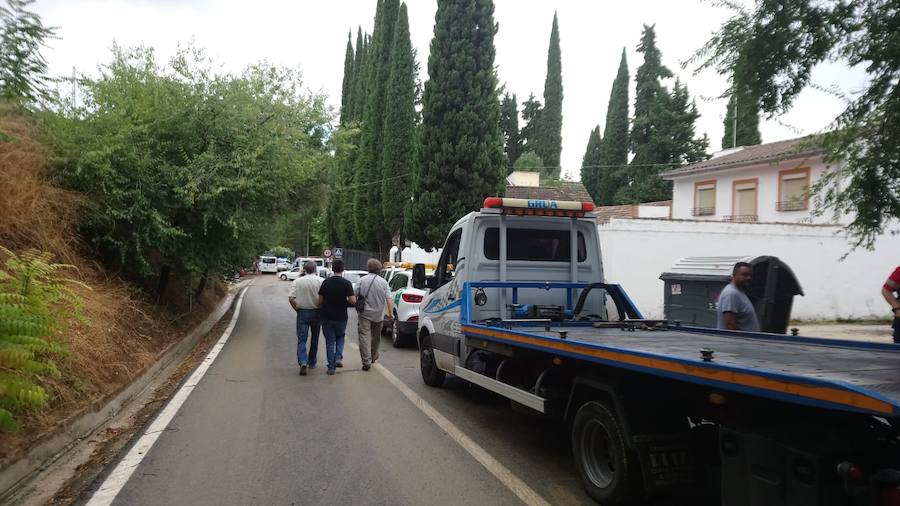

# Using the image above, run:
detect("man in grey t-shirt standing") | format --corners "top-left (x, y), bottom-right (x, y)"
top-left (716, 262), bottom-right (760, 332)
top-left (356, 258), bottom-right (394, 371)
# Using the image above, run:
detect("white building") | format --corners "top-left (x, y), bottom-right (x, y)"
top-left (663, 136), bottom-right (837, 224)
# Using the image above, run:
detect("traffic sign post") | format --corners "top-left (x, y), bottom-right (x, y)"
top-left (323, 248), bottom-right (332, 259)
top-left (334, 248), bottom-right (343, 259)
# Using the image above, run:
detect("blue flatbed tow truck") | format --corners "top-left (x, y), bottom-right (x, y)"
top-left (411, 197), bottom-right (900, 506)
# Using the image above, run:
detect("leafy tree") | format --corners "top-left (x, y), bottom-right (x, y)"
top-left (326, 125), bottom-right (362, 247)
top-left (596, 48), bottom-right (629, 205)
top-left (339, 30), bottom-right (355, 125)
top-left (692, 0), bottom-right (900, 248)
top-left (0, 0), bottom-right (55, 106)
top-left (499, 92), bottom-right (521, 172)
top-left (0, 247), bottom-right (82, 432)
top-left (537, 12), bottom-right (563, 178)
top-left (269, 246), bottom-right (293, 259)
top-left (44, 45), bottom-right (331, 292)
top-left (513, 150), bottom-right (544, 172)
top-left (721, 84), bottom-right (761, 149)
top-left (409, 0), bottom-right (504, 249)
top-left (580, 126), bottom-right (602, 202)
top-left (354, 0), bottom-right (399, 252)
top-left (519, 93), bottom-right (542, 156)
top-left (381, 3), bottom-right (417, 244)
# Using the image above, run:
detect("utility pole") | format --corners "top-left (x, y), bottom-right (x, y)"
top-left (306, 224), bottom-right (310, 256)
top-left (732, 91), bottom-right (738, 149)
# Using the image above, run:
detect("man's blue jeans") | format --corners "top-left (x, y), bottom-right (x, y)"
top-left (321, 319), bottom-right (347, 371)
top-left (296, 309), bottom-right (320, 367)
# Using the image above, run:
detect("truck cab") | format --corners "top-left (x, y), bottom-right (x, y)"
top-left (415, 197), bottom-right (604, 377)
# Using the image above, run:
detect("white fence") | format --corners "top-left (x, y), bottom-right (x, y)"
top-left (598, 218), bottom-right (900, 321)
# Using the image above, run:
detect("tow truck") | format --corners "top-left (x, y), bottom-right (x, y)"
top-left (411, 197), bottom-right (900, 506)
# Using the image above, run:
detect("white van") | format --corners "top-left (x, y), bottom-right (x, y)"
top-left (258, 256), bottom-right (278, 274)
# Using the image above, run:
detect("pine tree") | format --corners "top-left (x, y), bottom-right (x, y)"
top-left (596, 48), bottom-right (629, 205)
top-left (381, 3), bottom-right (417, 244)
top-left (354, 0), bottom-right (400, 252)
top-left (499, 92), bottom-right (521, 172)
top-left (537, 12), bottom-right (563, 179)
top-left (721, 84), bottom-right (761, 149)
top-left (519, 93), bottom-right (542, 158)
top-left (409, 0), bottom-right (504, 249)
top-left (580, 126), bottom-right (603, 202)
top-left (339, 30), bottom-right (355, 125)
top-left (630, 24), bottom-right (672, 168)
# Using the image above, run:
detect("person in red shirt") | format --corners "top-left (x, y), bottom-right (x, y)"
top-left (882, 266), bottom-right (900, 344)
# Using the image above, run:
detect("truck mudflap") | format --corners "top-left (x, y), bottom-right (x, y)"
top-left (632, 433), bottom-right (702, 492)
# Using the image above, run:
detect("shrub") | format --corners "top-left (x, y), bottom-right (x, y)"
top-left (0, 246), bottom-right (84, 432)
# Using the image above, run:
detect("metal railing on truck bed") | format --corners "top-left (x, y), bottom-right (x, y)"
top-left (458, 280), bottom-right (900, 418)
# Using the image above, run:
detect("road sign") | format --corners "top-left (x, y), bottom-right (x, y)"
top-left (323, 248), bottom-right (332, 258)
top-left (334, 248), bottom-right (343, 259)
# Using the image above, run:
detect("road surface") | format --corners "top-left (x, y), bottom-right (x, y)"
top-left (87, 275), bottom-right (593, 505)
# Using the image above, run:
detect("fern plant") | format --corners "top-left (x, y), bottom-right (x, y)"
top-left (0, 246), bottom-right (85, 432)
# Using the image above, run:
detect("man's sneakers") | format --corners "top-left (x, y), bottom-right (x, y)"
top-left (335, 361), bottom-right (344, 368)
top-left (299, 364), bottom-right (308, 376)
top-left (326, 369), bottom-right (336, 375)
top-left (362, 364), bottom-right (371, 371)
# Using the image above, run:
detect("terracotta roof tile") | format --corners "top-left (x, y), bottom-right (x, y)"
top-left (663, 135), bottom-right (823, 179)
top-left (504, 180), bottom-right (595, 204)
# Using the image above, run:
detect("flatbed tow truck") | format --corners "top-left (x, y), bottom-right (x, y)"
top-left (411, 197), bottom-right (900, 506)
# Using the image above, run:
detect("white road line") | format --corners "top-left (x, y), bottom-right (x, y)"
top-left (86, 286), bottom-right (250, 506)
top-left (347, 342), bottom-right (551, 506)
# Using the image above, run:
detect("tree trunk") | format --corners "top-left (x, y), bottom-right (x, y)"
top-left (156, 264), bottom-right (171, 304)
top-left (195, 272), bottom-right (208, 298)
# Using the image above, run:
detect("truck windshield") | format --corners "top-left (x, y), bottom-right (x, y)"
top-left (484, 228), bottom-right (586, 262)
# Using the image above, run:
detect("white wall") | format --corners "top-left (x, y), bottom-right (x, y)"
top-left (392, 242), bottom-right (442, 264)
top-left (670, 155), bottom-right (836, 224)
top-left (637, 205), bottom-right (670, 219)
top-left (598, 218), bottom-right (900, 321)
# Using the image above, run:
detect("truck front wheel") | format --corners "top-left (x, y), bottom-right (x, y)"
top-left (419, 334), bottom-right (446, 387)
top-left (572, 401), bottom-right (642, 505)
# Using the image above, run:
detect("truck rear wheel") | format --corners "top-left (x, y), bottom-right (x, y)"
top-left (572, 401), bottom-right (642, 505)
top-left (419, 334), bottom-right (445, 387)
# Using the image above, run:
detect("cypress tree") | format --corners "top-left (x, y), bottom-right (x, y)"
top-left (595, 48), bottom-right (629, 205)
top-left (350, 28), bottom-right (368, 123)
top-left (339, 30), bottom-right (355, 125)
top-left (499, 92), bottom-right (521, 172)
top-left (580, 126), bottom-right (603, 202)
top-left (409, 0), bottom-right (505, 249)
top-left (381, 3), bottom-right (417, 243)
top-left (354, 0), bottom-right (400, 252)
top-left (721, 84), bottom-right (761, 149)
top-left (630, 24), bottom-right (671, 168)
top-left (519, 93), bottom-right (542, 158)
top-left (538, 12), bottom-right (563, 179)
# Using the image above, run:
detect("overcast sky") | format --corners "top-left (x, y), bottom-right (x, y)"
top-left (33, 0), bottom-right (867, 181)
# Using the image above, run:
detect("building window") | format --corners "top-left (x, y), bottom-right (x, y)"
top-left (692, 180), bottom-right (716, 216)
top-left (777, 167), bottom-right (811, 211)
top-left (726, 179), bottom-right (758, 222)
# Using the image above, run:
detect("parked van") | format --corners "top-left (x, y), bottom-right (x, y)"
top-left (258, 256), bottom-right (278, 274)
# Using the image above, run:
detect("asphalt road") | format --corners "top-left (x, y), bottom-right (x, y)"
top-left (93, 275), bottom-right (594, 505)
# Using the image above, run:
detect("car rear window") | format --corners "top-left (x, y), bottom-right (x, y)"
top-left (484, 228), bottom-right (586, 262)
top-left (262, 258), bottom-right (276, 263)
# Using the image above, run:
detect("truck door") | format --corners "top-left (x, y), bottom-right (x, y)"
top-left (425, 228), bottom-right (463, 357)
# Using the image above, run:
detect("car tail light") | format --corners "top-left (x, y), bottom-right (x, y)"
top-left (402, 293), bottom-right (423, 303)
top-left (408, 315), bottom-right (418, 322)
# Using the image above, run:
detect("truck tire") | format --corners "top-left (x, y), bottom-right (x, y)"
top-left (419, 334), bottom-right (445, 387)
top-left (572, 401), bottom-right (642, 505)
top-left (391, 313), bottom-right (409, 348)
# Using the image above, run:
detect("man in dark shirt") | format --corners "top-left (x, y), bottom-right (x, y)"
top-left (317, 260), bottom-right (357, 374)
top-left (882, 266), bottom-right (900, 344)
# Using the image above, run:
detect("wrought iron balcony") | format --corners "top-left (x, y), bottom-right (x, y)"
top-left (691, 207), bottom-right (715, 216)
top-left (723, 214), bottom-right (758, 223)
top-left (776, 200), bottom-right (807, 211)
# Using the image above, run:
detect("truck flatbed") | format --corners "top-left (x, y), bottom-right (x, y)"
top-left (463, 323), bottom-right (900, 417)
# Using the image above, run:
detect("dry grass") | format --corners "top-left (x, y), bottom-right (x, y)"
top-left (0, 105), bottom-right (221, 458)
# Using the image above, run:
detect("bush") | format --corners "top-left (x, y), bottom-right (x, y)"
top-left (0, 246), bottom-right (84, 432)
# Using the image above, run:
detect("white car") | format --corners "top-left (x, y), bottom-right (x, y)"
top-left (276, 258), bottom-right (291, 271)
top-left (384, 269), bottom-right (428, 348)
top-left (259, 256), bottom-right (278, 274)
top-left (344, 270), bottom-right (368, 292)
top-left (279, 267), bottom-right (302, 281)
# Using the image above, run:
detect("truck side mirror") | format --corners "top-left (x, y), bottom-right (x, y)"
top-left (412, 263), bottom-right (426, 289)
top-left (425, 275), bottom-right (437, 289)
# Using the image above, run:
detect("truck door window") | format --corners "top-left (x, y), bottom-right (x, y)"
top-left (484, 228), bottom-right (586, 262)
top-left (436, 229), bottom-right (462, 288)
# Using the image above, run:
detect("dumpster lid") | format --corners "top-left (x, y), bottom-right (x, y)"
top-left (659, 255), bottom-right (803, 296)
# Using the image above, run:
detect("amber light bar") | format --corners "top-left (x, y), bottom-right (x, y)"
top-left (482, 197), bottom-right (594, 217)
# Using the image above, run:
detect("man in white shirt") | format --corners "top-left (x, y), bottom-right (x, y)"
top-left (288, 262), bottom-right (324, 375)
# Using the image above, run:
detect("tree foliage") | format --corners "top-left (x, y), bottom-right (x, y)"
top-left (513, 150), bottom-right (544, 172)
top-left (691, 0), bottom-right (899, 248)
top-left (499, 91), bottom-right (521, 172)
top-left (595, 49), bottom-right (630, 205)
top-left (519, 93), bottom-right (542, 156)
top-left (721, 84), bottom-right (761, 149)
top-left (43, 45), bottom-right (331, 286)
top-left (381, 3), bottom-right (417, 244)
top-left (409, 0), bottom-right (504, 249)
top-left (0, 0), bottom-right (55, 107)
top-left (339, 30), bottom-right (355, 125)
top-left (537, 12), bottom-right (563, 179)
top-left (580, 126), bottom-right (602, 202)
top-left (0, 247), bottom-right (83, 432)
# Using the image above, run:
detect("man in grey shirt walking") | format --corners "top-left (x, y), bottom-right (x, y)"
top-left (716, 262), bottom-right (760, 332)
top-left (356, 258), bottom-right (394, 371)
